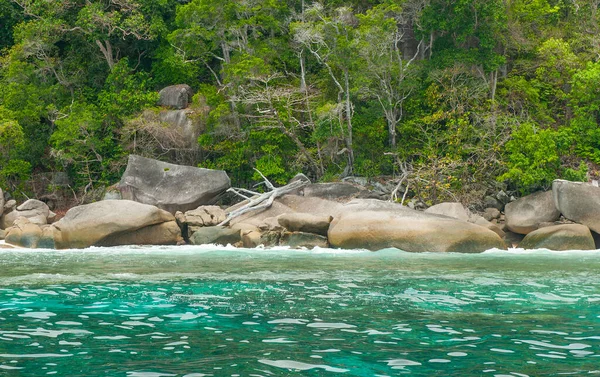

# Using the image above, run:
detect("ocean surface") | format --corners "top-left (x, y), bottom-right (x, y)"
top-left (0, 245), bottom-right (599, 376)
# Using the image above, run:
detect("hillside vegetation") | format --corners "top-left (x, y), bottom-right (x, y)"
top-left (1, 0), bottom-right (598, 205)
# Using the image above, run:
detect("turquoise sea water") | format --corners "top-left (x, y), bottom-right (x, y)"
top-left (0, 246), bottom-right (599, 376)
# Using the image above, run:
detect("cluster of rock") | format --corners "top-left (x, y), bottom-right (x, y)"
top-left (499, 180), bottom-right (600, 250)
top-left (2, 155), bottom-right (600, 253)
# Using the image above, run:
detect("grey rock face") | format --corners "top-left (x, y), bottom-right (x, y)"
top-left (159, 109), bottom-right (201, 147)
top-left (519, 224), bottom-right (595, 251)
top-left (117, 155), bottom-right (230, 213)
top-left (158, 84), bottom-right (193, 109)
top-left (504, 191), bottom-right (560, 234)
top-left (553, 180), bottom-right (600, 233)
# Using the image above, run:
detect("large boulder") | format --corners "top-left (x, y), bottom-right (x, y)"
top-left (505, 191), bottom-right (560, 234)
top-left (4, 218), bottom-right (56, 249)
top-left (553, 180), bottom-right (600, 233)
top-left (425, 202), bottom-right (470, 222)
top-left (158, 84), bottom-right (193, 109)
top-left (278, 213), bottom-right (332, 236)
top-left (519, 224), bottom-right (595, 251)
top-left (328, 200), bottom-right (506, 253)
top-left (53, 200), bottom-right (175, 249)
top-left (97, 221), bottom-right (182, 247)
top-left (0, 199), bottom-right (54, 228)
top-left (16, 199), bottom-right (52, 225)
top-left (117, 155), bottom-right (230, 213)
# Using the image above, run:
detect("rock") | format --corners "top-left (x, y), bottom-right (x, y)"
top-left (425, 202), bottom-right (470, 222)
top-left (3, 199), bottom-right (16, 212)
top-left (260, 230), bottom-right (283, 247)
top-left (471, 215), bottom-right (506, 238)
top-left (97, 221), bottom-right (182, 247)
top-left (484, 195), bottom-right (503, 210)
top-left (118, 154), bottom-right (230, 213)
top-left (103, 188), bottom-right (122, 200)
top-left (0, 210), bottom-right (18, 229)
top-left (553, 180), bottom-right (600, 233)
top-left (278, 213), bottom-right (332, 236)
top-left (184, 206), bottom-right (226, 227)
top-left (300, 182), bottom-right (364, 200)
top-left (189, 226), bottom-right (241, 246)
top-left (483, 208), bottom-right (501, 221)
top-left (342, 176), bottom-right (369, 187)
top-left (0, 188), bottom-right (4, 217)
top-left (53, 200), bottom-right (174, 249)
top-left (328, 200), bottom-right (506, 253)
top-left (496, 190), bottom-right (511, 204)
top-left (503, 231), bottom-right (525, 248)
top-left (16, 199), bottom-right (51, 225)
top-left (231, 223), bottom-right (261, 248)
top-left (159, 109), bottom-right (201, 147)
top-left (0, 228), bottom-right (5, 240)
top-left (280, 231), bottom-right (329, 249)
top-left (4, 218), bottom-right (56, 249)
top-left (158, 84), bottom-right (193, 109)
top-left (519, 224), bottom-right (595, 251)
top-left (504, 191), bottom-right (560, 235)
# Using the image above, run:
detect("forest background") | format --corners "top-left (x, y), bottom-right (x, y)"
top-left (1, 0), bottom-right (599, 207)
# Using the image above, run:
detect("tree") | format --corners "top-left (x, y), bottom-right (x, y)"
top-left (356, 2), bottom-right (421, 148)
top-left (292, 3), bottom-right (358, 174)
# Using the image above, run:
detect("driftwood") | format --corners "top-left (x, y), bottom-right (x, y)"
top-left (218, 169), bottom-right (309, 226)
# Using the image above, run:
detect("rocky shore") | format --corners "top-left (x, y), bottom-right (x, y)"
top-left (1, 156), bottom-right (598, 252)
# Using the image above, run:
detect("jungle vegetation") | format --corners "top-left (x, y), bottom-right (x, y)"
top-left (0, 0), bottom-right (598, 205)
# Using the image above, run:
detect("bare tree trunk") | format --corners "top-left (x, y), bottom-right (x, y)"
top-left (299, 51), bottom-right (307, 92)
top-left (344, 69), bottom-right (354, 174)
top-left (96, 40), bottom-right (114, 70)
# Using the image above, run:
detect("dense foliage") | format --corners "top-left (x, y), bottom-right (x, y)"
top-left (1, 0), bottom-right (598, 204)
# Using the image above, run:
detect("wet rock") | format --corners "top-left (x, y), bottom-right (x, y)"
top-left (280, 231), bottom-right (329, 249)
top-left (189, 226), bottom-right (241, 246)
top-left (519, 224), bottom-right (595, 251)
top-left (4, 218), bottom-right (56, 249)
top-left (97, 221), bottom-right (182, 247)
